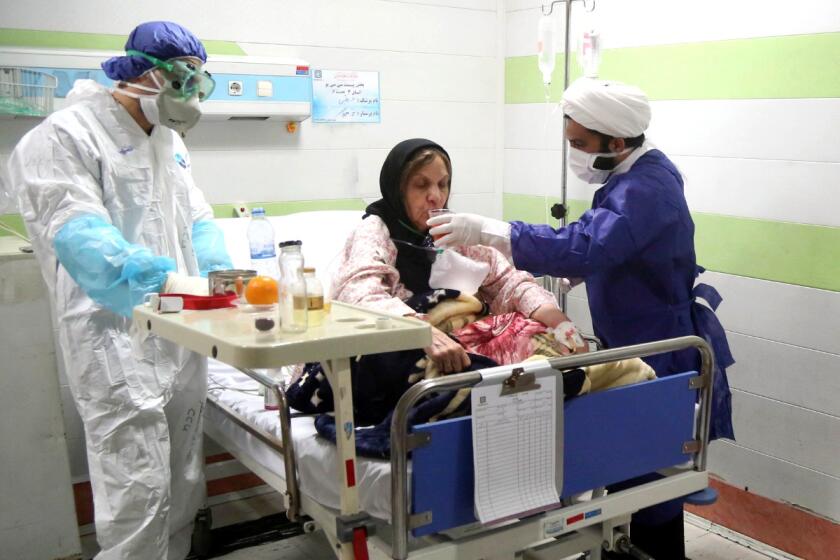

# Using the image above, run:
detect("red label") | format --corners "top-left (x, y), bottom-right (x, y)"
top-left (567, 512), bottom-right (585, 525)
top-left (345, 459), bottom-right (356, 487)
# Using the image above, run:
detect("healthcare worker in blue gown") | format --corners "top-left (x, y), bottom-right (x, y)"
top-left (7, 22), bottom-right (232, 560)
top-left (429, 78), bottom-right (734, 560)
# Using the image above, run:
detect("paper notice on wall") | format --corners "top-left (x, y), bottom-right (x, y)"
top-left (312, 69), bottom-right (381, 123)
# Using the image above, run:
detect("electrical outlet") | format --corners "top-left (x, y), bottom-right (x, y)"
top-left (233, 203), bottom-right (250, 218)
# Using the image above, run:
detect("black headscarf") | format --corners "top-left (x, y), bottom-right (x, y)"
top-left (364, 138), bottom-right (450, 295)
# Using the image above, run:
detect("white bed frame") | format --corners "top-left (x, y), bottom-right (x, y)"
top-left (202, 336), bottom-right (715, 560)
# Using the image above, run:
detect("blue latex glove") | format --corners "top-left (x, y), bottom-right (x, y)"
top-left (54, 215), bottom-right (175, 317)
top-left (192, 220), bottom-right (233, 277)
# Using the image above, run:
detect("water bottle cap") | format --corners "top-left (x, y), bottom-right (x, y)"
top-left (252, 207), bottom-right (265, 216)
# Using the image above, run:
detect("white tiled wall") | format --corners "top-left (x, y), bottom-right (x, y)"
top-left (1, 0), bottom-right (504, 217)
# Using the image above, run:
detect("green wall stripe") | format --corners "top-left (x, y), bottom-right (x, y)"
top-left (211, 198), bottom-right (367, 218)
top-left (2, 199), bottom-right (367, 235)
top-left (0, 214), bottom-right (27, 238)
top-left (506, 32), bottom-right (840, 104)
top-left (693, 213), bottom-right (839, 293)
top-left (502, 194), bottom-right (840, 292)
top-left (0, 28), bottom-right (246, 55)
top-left (502, 193), bottom-right (587, 223)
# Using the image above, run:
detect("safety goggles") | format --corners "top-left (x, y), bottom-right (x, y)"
top-left (127, 49), bottom-right (216, 101)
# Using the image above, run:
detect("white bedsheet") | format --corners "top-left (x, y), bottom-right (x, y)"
top-left (206, 359), bottom-right (394, 520)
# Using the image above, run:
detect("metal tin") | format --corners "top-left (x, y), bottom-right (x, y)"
top-left (208, 269), bottom-right (258, 296)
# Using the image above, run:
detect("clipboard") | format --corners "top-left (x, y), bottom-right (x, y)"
top-left (470, 361), bottom-right (565, 524)
top-left (500, 367), bottom-right (541, 396)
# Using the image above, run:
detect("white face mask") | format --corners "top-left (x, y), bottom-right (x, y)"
top-left (115, 71), bottom-right (202, 136)
top-left (568, 146), bottom-right (632, 184)
top-left (155, 92), bottom-right (202, 136)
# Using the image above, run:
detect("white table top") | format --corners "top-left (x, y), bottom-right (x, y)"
top-left (134, 300), bottom-right (432, 369)
top-left (0, 236), bottom-right (33, 260)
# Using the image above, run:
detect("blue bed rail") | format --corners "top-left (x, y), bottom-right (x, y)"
top-left (389, 335), bottom-right (716, 560)
top-left (410, 370), bottom-right (697, 537)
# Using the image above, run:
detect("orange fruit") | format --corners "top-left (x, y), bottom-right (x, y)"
top-left (244, 276), bottom-right (279, 305)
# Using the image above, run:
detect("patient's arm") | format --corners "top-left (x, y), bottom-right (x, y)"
top-left (461, 245), bottom-right (558, 317)
top-left (529, 304), bottom-right (569, 329)
top-left (531, 304), bottom-right (589, 354)
top-left (331, 216), bottom-right (416, 316)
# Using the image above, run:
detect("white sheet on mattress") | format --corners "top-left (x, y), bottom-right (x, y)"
top-left (206, 359), bottom-right (394, 520)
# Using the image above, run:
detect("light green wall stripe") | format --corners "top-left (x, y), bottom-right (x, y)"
top-left (502, 194), bottom-right (840, 292)
top-left (693, 213), bottom-right (839, 293)
top-left (0, 214), bottom-right (27, 238)
top-left (502, 193), bottom-right (587, 223)
top-left (3, 199), bottom-right (366, 234)
top-left (0, 28), bottom-right (246, 55)
top-left (211, 198), bottom-right (367, 219)
top-left (506, 32), bottom-right (840, 104)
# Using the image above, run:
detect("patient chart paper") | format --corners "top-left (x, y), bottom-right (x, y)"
top-left (471, 373), bottom-right (560, 523)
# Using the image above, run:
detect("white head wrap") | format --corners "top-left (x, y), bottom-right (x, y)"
top-left (561, 78), bottom-right (651, 138)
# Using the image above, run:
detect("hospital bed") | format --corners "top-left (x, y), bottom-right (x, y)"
top-left (138, 211), bottom-right (718, 560)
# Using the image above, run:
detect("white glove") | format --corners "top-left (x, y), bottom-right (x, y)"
top-left (163, 272), bottom-right (209, 296)
top-left (427, 212), bottom-right (512, 257)
top-left (552, 321), bottom-right (585, 351)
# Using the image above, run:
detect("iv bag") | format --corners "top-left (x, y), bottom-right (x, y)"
top-left (537, 15), bottom-right (556, 85)
top-left (577, 10), bottom-right (601, 78)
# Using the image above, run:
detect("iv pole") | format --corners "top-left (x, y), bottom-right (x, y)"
top-left (541, 0), bottom-right (595, 313)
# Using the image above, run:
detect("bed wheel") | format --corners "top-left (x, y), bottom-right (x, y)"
top-left (302, 519), bottom-right (318, 533)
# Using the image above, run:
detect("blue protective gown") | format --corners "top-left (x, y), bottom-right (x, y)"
top-left (510, 149), bottom-right (734, 442)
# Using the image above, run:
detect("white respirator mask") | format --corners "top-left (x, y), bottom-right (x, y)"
top-left (568, 145), bottom-right (632, 184)
top-left (115, 70), bottom-right (202, 136)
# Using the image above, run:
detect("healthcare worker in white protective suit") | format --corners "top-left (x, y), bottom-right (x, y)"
top-left (7, 21), bottom-right (232, 560)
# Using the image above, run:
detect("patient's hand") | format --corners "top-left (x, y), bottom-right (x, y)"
top-left (425, 326), bottom-right (471, 374)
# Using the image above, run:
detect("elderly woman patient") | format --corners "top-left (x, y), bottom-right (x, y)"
top-left (332, 138), bottom-right (584, 372)
top-left (286, 139), bottom-right (650, 458)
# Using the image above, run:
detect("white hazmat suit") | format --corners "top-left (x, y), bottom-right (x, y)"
top-left (7, 80), bottom-right (213, 560)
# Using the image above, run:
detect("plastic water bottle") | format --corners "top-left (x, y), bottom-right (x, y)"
top-left (278, 240), bottom-right (308, 332)
top-left (247, 208), bottom-right (279, 278)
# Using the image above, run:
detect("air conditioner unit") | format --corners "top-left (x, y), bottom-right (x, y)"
top-left (201, 55), bottom-right (311, 123)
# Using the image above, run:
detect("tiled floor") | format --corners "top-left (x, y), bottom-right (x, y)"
top-left (209, 521), bottom-right (776, 559)
top-left (80, 520), bottom-right (780, 559)
top-left (684, 522), bottom-right (774, 560)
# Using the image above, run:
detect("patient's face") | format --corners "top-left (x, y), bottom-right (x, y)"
top-left (403, 155), bottom-right (450, 232)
